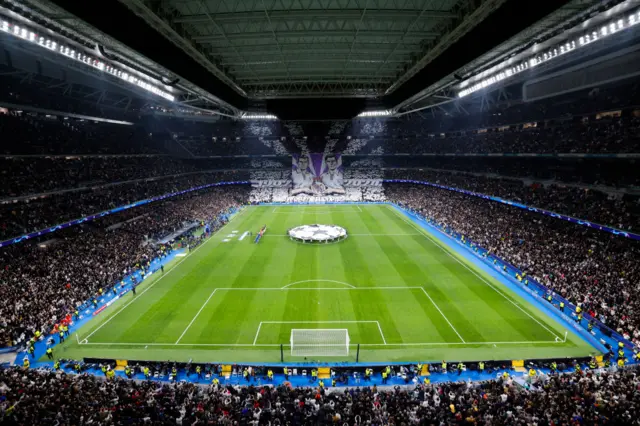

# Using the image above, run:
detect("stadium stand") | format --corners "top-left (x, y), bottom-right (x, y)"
top-left (0, 186), bottom-right (248, 347)
top-left (0, 113), bottom-right (158, 155)
top-left (385, 169), bottom-right (639, 231)
top-left (1, 366), bottom-right (639, 425)
top-left (0, 171), bottom-right (247, 241)
top-left (3, 0), bottom-right (640, 421)
top-left (343, 113), bottom-right (640, 155)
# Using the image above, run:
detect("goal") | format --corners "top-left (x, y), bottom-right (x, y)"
top-left (290, 329), bottom-right (350, 357)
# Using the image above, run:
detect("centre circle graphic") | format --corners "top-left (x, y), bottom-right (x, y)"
top-left (287, 224), bottom-right (348, 244)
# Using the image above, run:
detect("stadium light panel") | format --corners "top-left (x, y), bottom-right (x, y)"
top-left (458, 9), bottom-right (640, 98)
top-left (357, 110), bottom-right (391, 117)
top-left (0, 17), bottom-right (175, 102)
top-left (240, 113), bottom-right (278, 120)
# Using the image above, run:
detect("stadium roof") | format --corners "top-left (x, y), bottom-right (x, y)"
top-left (0, 0), bottom-right (629, 118)
top-left (132, 0), bottom-right (476, 100)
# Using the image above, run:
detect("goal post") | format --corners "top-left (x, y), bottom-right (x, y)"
top-left (290, 329), bottom-right (350, 357)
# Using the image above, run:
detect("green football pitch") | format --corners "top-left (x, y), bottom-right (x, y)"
top-left (57, 204), bottom-right (598, 364)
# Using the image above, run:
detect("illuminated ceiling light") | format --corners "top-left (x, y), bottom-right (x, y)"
top-left (357, 110), bottom-right (391, 117)
top-left (458, 8), bottom-right (640, 98)
top-left (0, 17), bottom-right (175, 102)
top-left (241, 113), bottom-right (278, 120)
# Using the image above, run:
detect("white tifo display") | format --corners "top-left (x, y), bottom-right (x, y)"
top-left (290, 329), bottom-right (350, 357)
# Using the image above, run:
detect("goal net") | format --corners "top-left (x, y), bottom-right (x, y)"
top-left (290, 329), bottom-right (350, 357)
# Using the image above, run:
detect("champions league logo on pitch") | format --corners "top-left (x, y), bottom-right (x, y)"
top-left (291, 153), bottom-right (345, 196)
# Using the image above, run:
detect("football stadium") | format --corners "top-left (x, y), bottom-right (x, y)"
top-left (1, 0), bottom-right (640, 423)
top-left (69, 203), bottom-right (594, 364)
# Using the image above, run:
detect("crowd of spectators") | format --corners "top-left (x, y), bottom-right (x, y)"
top-left (386, 169), bottom-right (640, 231)
top-left (385, 183), bottom-right (640, 345)
top-left (0, 185), bottom-right (249, 347)
top-left (351, 116), bottom-right (640, 155)
top-left (0, 113), bottom-right (158, 155)
top-left (0, 156), bottom-right (202, 198)
top-left (379, 156), bottom-right (639, 189)
top-left (2, 365), bottom-right (640, 425)
top-left (104, 186), bottom-right (250, 241)
top-left (0, 171), bottom-right (247, 241)
top-left (178, 136), bottom-right (281, 157)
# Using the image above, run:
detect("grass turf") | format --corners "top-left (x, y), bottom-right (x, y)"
top-left (55, 204), bottom-right (598, 364)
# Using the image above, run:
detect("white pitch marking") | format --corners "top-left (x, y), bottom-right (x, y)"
top-left (376, 321), bottom-right (388, 345)
top-left (419, 287), bottom-right (466, 343)
top-left (358, 340), bottom-right (562, 347)
top-left (175, 289), bottom-right (219, 344)
top-left (281, 279), bottom-right (356, 289)
top-left (389, 206), bottom-right (563, 341)
top-left (253, 322), bottom-right (263, 345)
top-left (253, 320), bottom-right (382, 346)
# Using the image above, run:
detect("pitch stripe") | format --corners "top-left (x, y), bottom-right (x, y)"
top-left (419, 287), bottom-right (465, 343)
top-left (388, 206), bottom-right (563, 341)
top-left (81, 207), bottom-right (249, 343)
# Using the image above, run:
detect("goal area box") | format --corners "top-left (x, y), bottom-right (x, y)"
top-left (290, 329), bottom-right (350, 357)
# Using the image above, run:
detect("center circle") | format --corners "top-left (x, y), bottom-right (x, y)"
top-left (288, 224), bottom-right (348, 244)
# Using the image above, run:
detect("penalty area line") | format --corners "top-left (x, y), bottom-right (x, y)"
top-left (376, 321), bottom-right (388, 345)
top-left (175, 289), bottom-right (219, 344)
top-left (253, 322), bottom-right (263, 346)
top-left (418, 287), bottom-right (466, 343)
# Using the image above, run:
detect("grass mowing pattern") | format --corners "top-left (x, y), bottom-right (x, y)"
top-left (57, 205), bottom-right (598, 363)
